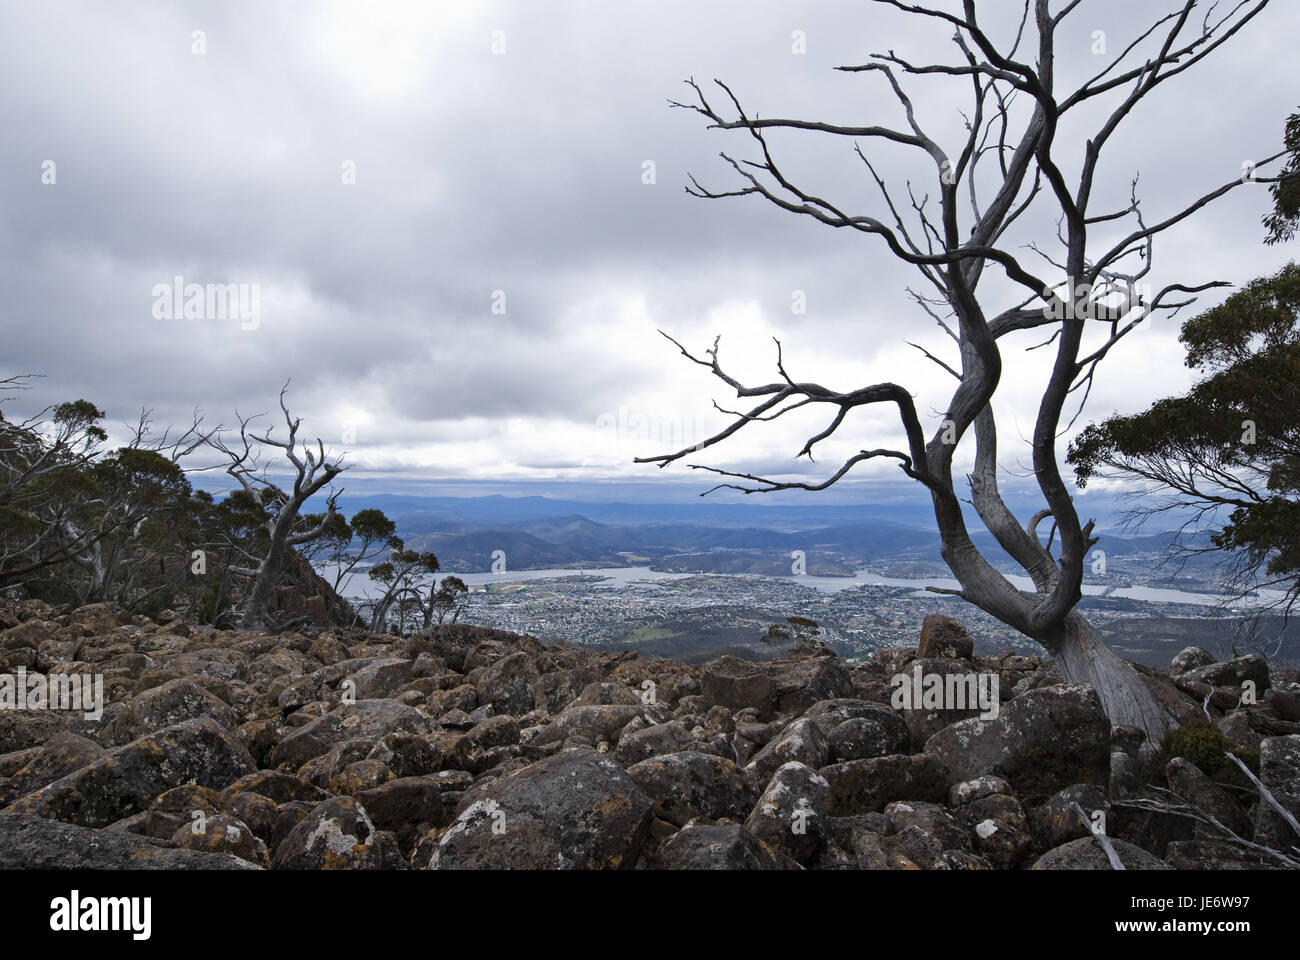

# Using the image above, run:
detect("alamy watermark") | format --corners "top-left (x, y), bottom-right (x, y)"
top-left (151, 275), bottom-right (261, 330)
top-left (0, 666), bottom-right (103, 720)
top-left (890, 664), bottom-right (999, 719)
top-left (50, 891), bottom-right (150, 940)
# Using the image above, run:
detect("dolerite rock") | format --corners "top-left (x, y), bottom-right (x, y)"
top-left (327, 759), bottom-right (395, 796)
top-left (171, 813), bottom-right (270, 867)
top-left (537, 703), bottom-right (651, 746)
top-left (273, 796), bottom-right (390, 870)
top-left (1182, 655), bottom-right (1271, 693)
top-left (765, 656), bottom-right (854, 715)
top-left (1029, 784), bottom-right (1110, 850)
top-left (367, 732), bottom-right (444, 779)
top-left (0, 709), bottom-right (68, 754)
top-left (1217, 710), bottom-right (1263, 752)
top-left (220, 770), bottom-right (329, 806)
top-left (269, 699), bottom-right (435, 771)
top-left (102, 677), bottom-right (241, 745)
top-left (923, 684), bottom-right (1110, 794)
top-left (652, 822), bottom-right (801, 870)
top-left (573, 681), bottom-right (641, 706)
top-left (948, 776), bottom-right (1012, 807)
top-left (1255, 734), bottom-right (1300, 849)
top-left (745, 717), bottom-right (828, 787)
top-left (822, 754), bottom-right (947, 815)
top-left (532, 669), bottom-right (597, 714)
top-left (459, 714), bottom-right (520, 753)
top-left (429, 749), bottom-right (653, 869)
top-left (613, 721), bottom-right (701, 766)
top-left (476, 651), bottom-right (539, 715)
top-left (701, 656), bottom-right (775, 715)
top-left (158, 648), bottom-right (250, 684)
top-left (356, 775), bottom-right (457, 846)
top-left (308, 634), bottom-right (350, 665)
top-left (896, 657), bottom-right (990, 746)
top-left (348, 658), bottom-right (415, 700)
top-left (224, 792), bottom-right (278, 844)
top-left (1168, 647), bottom-right (1215, 678)
top-left (2, 731), bottom-right (103, 801)
top-left (138, 785), bottom-right (222, 838)
top-left (952, 793), bottom-right (1032, 869)
top-left (1, 717), bottom-right (255, 827)
top-left (627, 751), bottom-right (756, 827)
top-left (1166, 758), bottom-right (1251, 838)
top-left (1109, 751), bottom-right (1143, 800)
top-left (918, 615), bottom-right (975, 660)
top-left (0, 813), bottom-right (261, 869)
top-left (804, 699), bottom-right (909, 762)
top-left (1270, 689), bottom-right (1300, 723)
top-left (885, 801), bottom-right (970, 851)
top-left (744, 762), bottom-right (829, 864)
top-left (1031, 836), bottom-right (1171, 870)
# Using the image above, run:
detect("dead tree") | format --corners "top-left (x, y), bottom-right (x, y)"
top-left (205, 385), bottom-right (345, 631)
top-left (642, 0), bottom-right (1289, 746)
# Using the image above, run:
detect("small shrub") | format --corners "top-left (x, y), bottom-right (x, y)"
top-left (1158, 717), bottom-right (1260, 782)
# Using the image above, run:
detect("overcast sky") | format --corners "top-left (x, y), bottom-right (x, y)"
top-left (1, 0), bottom-right (1295, 510)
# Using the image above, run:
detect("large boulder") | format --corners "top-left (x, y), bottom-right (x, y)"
top-left (923, 684), bottom-right (1110, 794)
top-left (348, 659), bottom-right (416, 700)
top-left (1255, 734), bottom-right (1300, 849)
top-left (429, 749), bottom-right (653, 869)
top-left (475, 651), bottom-right (539, 715)
top-left (0, 709), bottom-right (68, 754)
top-left (532, 669), bottom-right (598, 715)
top-left (613, 721), bottom-right (701, 766)
top-left (917, 615), bottom-right (975, 660)
top-left (701, 656), bottom-right (775, 714)
top-left (895, 657), bottom-right (991, 746)
top-left (535, 704), bottom-right (652, 747)
top-left (627, 751), bottom-right (756, 827)
top-left (743, 761), bottom-right (829, 864)
top-left (171, 813), bottom-right (270, 868)
top-left (1, 718), bottom-right (255, 827)
top-left (0, 813), bottom-right (260, 869)
top-left (102, 677), bottom-right (241, 745)
top-left (0, 731), bottom-right (103, 802)
top-left (1168, 647), bottom-right (1215, 678)
top-left (822, 753), bottom-right (947, 815)
top-left (1181, 654), bottom-right (1271, 693)
top-left (745, 717), bottom-right (828, 786)
top-left (269, 699), bottom-right (435, 771)
top-left (273, 796), bottom-right (392, 870)
top-left (651, 822), bottom-right (800, 870)
top-left (1166, 757), bottom-right (1252, 839)
top-left (765, 656), bottom-right (854, 715)
top-left (1031, 836), bottom-right (1171, 870)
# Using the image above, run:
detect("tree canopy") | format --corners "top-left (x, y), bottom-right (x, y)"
top-left (1069, 262), bottom-right (1300, 608)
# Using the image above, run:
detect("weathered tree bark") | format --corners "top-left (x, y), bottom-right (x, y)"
top-left (1044, 612), bottom-right (1175, 746)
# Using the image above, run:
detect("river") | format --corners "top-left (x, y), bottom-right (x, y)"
top-left (330, 564), bottom-right (1277, 609)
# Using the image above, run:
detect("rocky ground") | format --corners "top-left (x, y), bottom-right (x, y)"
top-left (0, 598), bottom-right (1297, 870)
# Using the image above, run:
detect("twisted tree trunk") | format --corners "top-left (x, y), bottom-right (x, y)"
top-left (1044, 611), bottom-right (1175, 750)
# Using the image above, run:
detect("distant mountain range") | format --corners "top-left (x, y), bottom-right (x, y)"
top-left (371, 501), bottom-right (1218, 578)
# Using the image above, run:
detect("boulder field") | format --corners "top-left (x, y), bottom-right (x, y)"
top-left (1, 600), bottom-right (1297, 870)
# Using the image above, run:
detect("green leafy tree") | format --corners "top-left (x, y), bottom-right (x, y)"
top-left (365, 546), bottom-right (466, 633)
top-left (1069, 262), bottom-right (1300, 610)
top-left (1264, 110), bottom-right (1300, 245)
